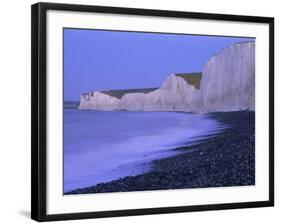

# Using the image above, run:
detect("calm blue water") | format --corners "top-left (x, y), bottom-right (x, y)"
top-left (64, 110), bottom-right (224, 192)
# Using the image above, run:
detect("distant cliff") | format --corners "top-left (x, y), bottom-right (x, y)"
top-left (79, 92), bottom-right (120, 110)
top-left (79, 74), bottom-right (199, 111)
top-left (79, 42), bottom-right (255, 113)
top-left (64, 101), bottom-right (80, 109)
top-left (122, 74), bottom-right (199, 111)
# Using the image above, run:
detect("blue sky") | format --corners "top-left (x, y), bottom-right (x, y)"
top-left (64, 29), bottom-right (254, 101)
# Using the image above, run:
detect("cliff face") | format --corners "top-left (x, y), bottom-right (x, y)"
top-left (79, 92), bottom-right (120, 111)
top-left (195, 42), bottom-right (255, 112)
top-left (79, 75), bottom-right (198, 111)
top-left (79, 42), bottom-right (255, 113)
top-left (143, 75), bottom-right (198, 111)
top-left (120, 93), bottom-right (145, 111)
top-left (79, 75), bottom-right (198, 112)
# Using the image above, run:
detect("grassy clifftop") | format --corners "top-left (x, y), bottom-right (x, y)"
top-left (101, 88), bottom-right (158, 99)
top-left (102, 73), bottom-right (202, 99)
top-left (176, 72), bottom-right (202, 89)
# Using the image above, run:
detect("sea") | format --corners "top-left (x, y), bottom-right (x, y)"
top-left (64, 110), bottom-right (224, 192)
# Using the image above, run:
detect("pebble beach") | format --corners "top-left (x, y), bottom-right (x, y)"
top-left (66, 111), bottom-right (255, 194)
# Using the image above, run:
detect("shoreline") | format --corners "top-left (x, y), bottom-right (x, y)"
top-left (66, 111), bottom-right (255, 195)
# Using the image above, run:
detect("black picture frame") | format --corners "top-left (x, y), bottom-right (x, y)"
top-left (31, 2), bottom-right (274, 222)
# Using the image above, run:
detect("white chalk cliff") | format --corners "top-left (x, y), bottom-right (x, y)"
top-left (79, 41), bottom-right (255, 113)
top-left (195, 41), bottom-right (255, 112)
top-left (79, 75), bottom-right (198, 112)
top-left (79, 92), bottom-right (120, 111)
top-left (143, 75), bottom-right (198, 111)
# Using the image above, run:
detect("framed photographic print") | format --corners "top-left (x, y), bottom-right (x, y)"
top-left (31, 2), bottom-right (274, 222)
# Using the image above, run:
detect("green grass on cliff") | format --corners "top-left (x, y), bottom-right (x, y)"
top-left (175, 72), bottom-right (202, 89)
top-left (101, 88), bottom-right (158, 99)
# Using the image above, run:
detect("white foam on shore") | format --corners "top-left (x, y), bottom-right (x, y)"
top-left (64, 110), bottom-right (225, 192)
